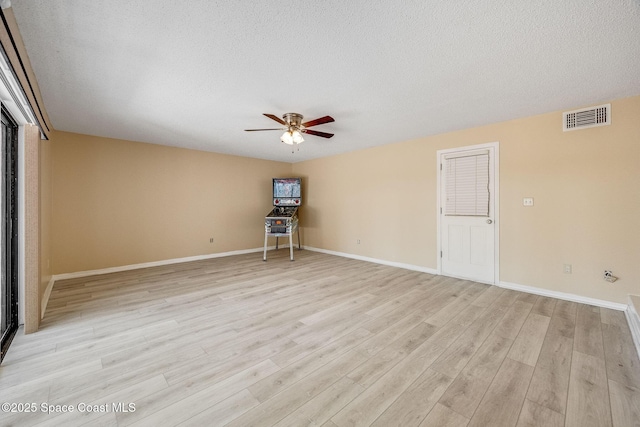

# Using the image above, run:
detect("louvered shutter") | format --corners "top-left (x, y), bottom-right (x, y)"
top-left (444, 152), bottom-right (490, 216)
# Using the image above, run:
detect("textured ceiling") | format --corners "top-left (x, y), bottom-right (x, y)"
top-left (11, 0), bottom-right (640, 163)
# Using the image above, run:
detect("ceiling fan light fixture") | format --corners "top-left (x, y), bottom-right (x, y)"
top-left (247, 113), bottom-right (334, 149)
top-left (281, 131), bottom-right (294, 145)
top-left (292, 130), bottom-right (304, 144)
top-left (281, 129), bottom-right (304, 145)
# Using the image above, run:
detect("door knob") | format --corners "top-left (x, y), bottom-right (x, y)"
top-left (486, 219), bottom-right (493, 224)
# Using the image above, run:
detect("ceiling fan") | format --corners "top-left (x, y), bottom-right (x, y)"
top-left (245, 113), bottom-right (334, 150)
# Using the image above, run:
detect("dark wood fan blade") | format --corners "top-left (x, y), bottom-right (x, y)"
top-left (244, 128), bottom-right (283, 131)
top-left (301, 115), bottom-right (334, 128)
top-left (263, 113), bottom-right (286, 125)
top-left (302, 129), bottom-right (334, 138)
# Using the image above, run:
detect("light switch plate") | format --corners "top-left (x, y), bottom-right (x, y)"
top-left (523, 197), bottom-right (534, 207)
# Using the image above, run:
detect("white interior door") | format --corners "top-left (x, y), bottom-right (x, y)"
top-left (439, 143), bottom-right (498, 284)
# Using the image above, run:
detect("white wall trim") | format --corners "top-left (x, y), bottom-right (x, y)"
top-left (303, 246), bottom-right (439, 275)
top-left (52, 247), bottom-right (269, 281)
top-left (498, 280), bottom-right (627, 311)
top-left (41, 243), bottom-right (630, 327)
top-left (17, 125), bottom-right (25, 326)
top-left (41, 247), bottom-right (271, 317)
top-left (625, 296), bottom-right (640, 360)
top-left (305, 246), bottom-right (626, 311)
top-left (40, 276), bottom-right (55, 319)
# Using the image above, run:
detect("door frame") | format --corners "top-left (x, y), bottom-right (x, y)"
top-left (1, 105), bottom-right (19, 363)
top-left (436, 141), bottom-right (500, 285)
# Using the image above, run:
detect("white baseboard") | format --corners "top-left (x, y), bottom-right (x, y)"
top-left (302, 246), bottom-right (439, 275)
top-left (41, 244), bottom-right (629, 324)
top-left (498, 280), bottom-right (627, 311)
top-left (41, 277), bottom-right (55, 320)
top-left (42, 247), bottom-right (271, 316)
top-left (52, 247), bottom-right (270, 281)
top-left (625, 296), bottom-right (640, 360)
top-left (303, 246), bottom-right (626, 311)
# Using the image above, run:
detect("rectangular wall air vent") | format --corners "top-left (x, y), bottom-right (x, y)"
top-left (563, 103), bottom-right (611, 131)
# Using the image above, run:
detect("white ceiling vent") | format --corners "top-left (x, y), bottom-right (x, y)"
top-left (563, 103), bottom-right (611, 131)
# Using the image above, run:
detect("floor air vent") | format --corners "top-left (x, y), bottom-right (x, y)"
top-left (563, 103), bottom-right (610, 131)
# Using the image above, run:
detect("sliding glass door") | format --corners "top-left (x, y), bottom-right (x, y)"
top-left (0, 106), bottom-right (18, 364)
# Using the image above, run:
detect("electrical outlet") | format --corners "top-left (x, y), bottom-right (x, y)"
top-left (209, 237), bottom-right (214, 243)
top-left (523, 197), bottom-right (534, 207)
top-left (563, 264), bottom-right (572, 274)
top-left (357, 239), bottom-right (361, 244)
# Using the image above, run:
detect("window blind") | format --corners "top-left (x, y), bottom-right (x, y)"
top-left (445, 152), bottom-right (489, 216)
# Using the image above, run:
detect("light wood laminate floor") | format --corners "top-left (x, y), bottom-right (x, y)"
top-left (1, 250), bottom-right (639, 426)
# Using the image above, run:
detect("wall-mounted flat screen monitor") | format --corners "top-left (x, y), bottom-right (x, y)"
top-left (273, 178), bottom-right (301, 206)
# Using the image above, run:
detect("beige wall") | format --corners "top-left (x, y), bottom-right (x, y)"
top-left (49, 96), bottom-right (639, 304)
top-left (40, 137), bottom-right (52, 305)
top-left (293, 95), bottom-right (640, 304)
top-left (24, 124), bottom-right (41, 333)
top-left (51, 131), bottom-right (291, 274)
